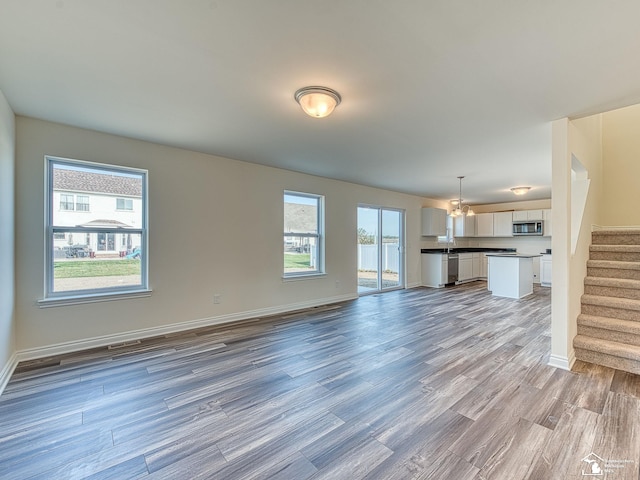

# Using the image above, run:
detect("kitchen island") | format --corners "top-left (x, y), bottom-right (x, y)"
top-left (420, 248), bottom-right (516, 288)
top-left (486, 253), bottom-right (541, 299)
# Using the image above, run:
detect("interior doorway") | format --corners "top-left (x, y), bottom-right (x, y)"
top-left (357, 205), bottom-right (405, 294)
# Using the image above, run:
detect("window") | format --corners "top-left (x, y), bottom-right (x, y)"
top-left (116, 198), bottom-right (133, 211)
top-left (60, 194), bottom-right (74, 210)
top-left (76, 195), bottom-right (90, 212)
top-left (45, 156), bottom-right (148, 299)
top-left (284, 191), bottom-right (324, 277)
top-left (438, 215), bottom-right (453, 244)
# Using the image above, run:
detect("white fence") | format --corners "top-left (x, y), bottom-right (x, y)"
top-left (357, 243), bottom-right (399, 273)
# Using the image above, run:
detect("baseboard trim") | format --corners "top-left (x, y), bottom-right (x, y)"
top-left (548, 349), bottom-right (576, 371)
top-left (15, 293), bottom-right (359, 363)
top-left (0, 353), bottom-right (19, 396)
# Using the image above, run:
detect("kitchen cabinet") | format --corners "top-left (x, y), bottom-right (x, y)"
top-left (453, 214), bottom-right (476, 237)
top-left (540, 254), bottom-right (552, 286)
top-left (493, 212), bottom-right (513, 237)
top-left (475, 213), bottom-right (494, 237)
top-left (528, 209), bottom-right (544, 220)
top-left (543, 209), bottom-right (552, 237)
top-left (421, 208), bottom-right (447, 236)
top-left (512, 211), bottom-right (527, 221)
top-left (458, 253), bottom-right (474, 282)
top-left (487, 254), bottom-right (536, 298)
top-left (512, 210), bottom-right (543, 221)
top-left (472, 253), bottom-right (481, 279)
top-left (421, 253), bottom-right (448, 288)
top-left (480, 253), bottom-right (488, 279)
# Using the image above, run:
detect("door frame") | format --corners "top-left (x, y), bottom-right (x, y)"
top-left (357, 204), bottom-right (405, 295)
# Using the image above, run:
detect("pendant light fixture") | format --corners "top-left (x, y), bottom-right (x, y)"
top-left (294, 86), bottom-right (341, 118)
top-left (450, 176), bottom-right (475, 217)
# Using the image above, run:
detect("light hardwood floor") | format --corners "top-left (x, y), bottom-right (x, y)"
top-left (1, 282), bottom-right (639, 479)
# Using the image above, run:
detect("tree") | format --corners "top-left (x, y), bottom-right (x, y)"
top-left (358, 228), bottom-right (375, 245)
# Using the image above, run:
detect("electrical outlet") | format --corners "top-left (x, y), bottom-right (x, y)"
top-left (213, 294), bottom-right (221, 304)
top-left (335, 280), bottom-right (341, 289)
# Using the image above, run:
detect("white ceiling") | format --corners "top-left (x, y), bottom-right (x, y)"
top-left (2, 1), bottom-right (640, 204)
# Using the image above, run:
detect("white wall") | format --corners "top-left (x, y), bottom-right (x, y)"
top-left (0, 89), bottom-right (16, 391)
top-left (601, 104), bottom-right (640, 226)
top-left (550, 115), bottom-right (603, 369)
top-left (15, 117), bottom-right (445, 355)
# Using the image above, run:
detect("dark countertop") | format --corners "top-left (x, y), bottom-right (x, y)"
top-left (421, 247), bottom-right (517, 254)
top-left (485, 253), bottom-right (541, 258)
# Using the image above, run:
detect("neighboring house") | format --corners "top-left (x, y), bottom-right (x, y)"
top-left (52, 168), bottom-right (142, 256)
top-left (284, 202), bottom-right (317, 252)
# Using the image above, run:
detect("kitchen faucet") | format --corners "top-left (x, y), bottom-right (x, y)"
top-left (446, 231), bottom-right (456, 253)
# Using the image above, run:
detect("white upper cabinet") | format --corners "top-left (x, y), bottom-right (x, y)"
top-left (493, 211), bottom-right (513, 237)
top-left (475, 213), bottom-right (494, 237)
top-left (513, 209), bottom-right (544, 221)
top-left (512, 211), bottom-right (527, 221)
top-left (421, 207), bottom-right (447, 236)
top-left (453, 214), bottom-right (476, 237)
top-left (528, 209), bottom-right (544, 220)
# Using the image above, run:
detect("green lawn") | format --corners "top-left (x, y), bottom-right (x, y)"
top-left (284, 253), bottom-right (311, 269)
top-left (54, 259), bottom-right (141, 278)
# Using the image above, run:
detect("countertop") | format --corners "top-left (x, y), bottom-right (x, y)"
top-left (420, 247), bottom-right (516, 254)
top-left (485, 253), bottom-right (542, 258)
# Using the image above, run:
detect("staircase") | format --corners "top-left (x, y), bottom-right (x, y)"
top-left (574, 229), bottom-right (640, 374)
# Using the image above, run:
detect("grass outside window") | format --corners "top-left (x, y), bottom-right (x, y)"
top-left (284, 253), bottom-right (312, 270)
top-left (53, 259), bottom-right (141, 278)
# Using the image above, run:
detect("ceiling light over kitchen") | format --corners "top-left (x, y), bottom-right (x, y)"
top-left (511, 186), bottom-right (531, 196)
top-left (294, 86), bottom-right (341, 118)
top-left (450, 176), bottom-right (475, 217)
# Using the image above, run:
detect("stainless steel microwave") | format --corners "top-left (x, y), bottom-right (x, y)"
top-left (512, 220), bottom-right (543, 236)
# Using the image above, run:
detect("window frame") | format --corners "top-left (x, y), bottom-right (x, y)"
top-left (60, 193), bottom-right (75, 211)
top-left (43, 156), bottom-right (150, 303)
top-left (116, 197), bottom-right (134, 211)
top-left (283, 190), bottom-right (325, 279)
top-left (75, 194), bottom-right (90, 212)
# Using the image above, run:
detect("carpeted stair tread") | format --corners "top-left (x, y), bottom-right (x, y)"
top-left (578, 314), bottom-right (640, 335)
top-left (592, 230), bottom-right (640, 246)
top-left (573, 335), bottom-right (640, 362)
top-left (581, 294), bottom-right (640, 312)
top-left (580, 229), bottom-right (640, 374)
top-left (584, 277), bottom-right (640, 289)
top-left (589, 244), bottom-right (640, 262)
top-left (587, 260), bottom-right (640, 271)
top-left (590, 245), bottom-right (640, 253)
top-left (592, 229), bottom-right (640, 235)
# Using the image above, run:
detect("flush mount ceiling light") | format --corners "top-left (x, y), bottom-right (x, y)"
top-left (450, 176), bottom-right (475, 217)
top-left (511, 186), bottom-right (532, 196)
top-left (294, 86), bottom-right (341, 118)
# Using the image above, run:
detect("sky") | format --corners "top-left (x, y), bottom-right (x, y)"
top-left (358, 206), bottom-right (401, 238)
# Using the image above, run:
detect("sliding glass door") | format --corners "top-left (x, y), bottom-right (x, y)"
top-left (357, 205), bottom-right (404, 294)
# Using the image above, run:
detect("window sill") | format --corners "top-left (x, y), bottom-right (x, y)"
top-left (38, 289), bottom-right (152, 308)
top-left (282, 273), bottom-right (326, 282)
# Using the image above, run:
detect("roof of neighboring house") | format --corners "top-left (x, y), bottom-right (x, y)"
top-left (284, 204), bottom-right (317, 233)
top-left (54, 168), bottom-right (142, 197)
top-left (77, 219), bottom-right (133, 228)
